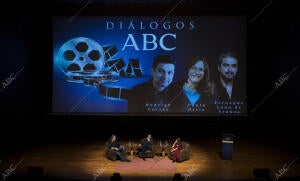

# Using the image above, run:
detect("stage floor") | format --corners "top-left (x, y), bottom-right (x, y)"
top-left (0, 137), bottom-right (299, 181)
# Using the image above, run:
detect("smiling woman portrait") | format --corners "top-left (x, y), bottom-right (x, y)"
top-left (170, 56), bottom-right (215, 113)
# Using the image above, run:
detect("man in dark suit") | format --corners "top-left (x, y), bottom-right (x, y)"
top-left (137, 133), bottom-right (154, 161)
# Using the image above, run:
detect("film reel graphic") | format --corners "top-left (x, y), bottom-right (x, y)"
top-left (56, 37), bottom-right (122, 85)
top-left (56, 37), bottom-right (105, 81)
top-left (56, 37), bottom-right (144, 100)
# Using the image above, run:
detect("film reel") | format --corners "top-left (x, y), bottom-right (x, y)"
top-left (56, 37), bottom-right (105, 78)
top-left (55, 37), bottom-right (145, 101)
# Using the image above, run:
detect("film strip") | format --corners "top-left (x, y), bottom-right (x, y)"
top-left (98, 45), bottom-right (144, 100)
top-left (99, 84), bottom-right (130, 100)
top-left (103, 45), bottom-right (118, 60)
top-left (104, 58), bottom-right (126, 73)
top-left (124, 59), bottom-right (143, 77)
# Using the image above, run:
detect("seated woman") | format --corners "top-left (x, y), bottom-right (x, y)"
top-left (107, 134), bottom-right (131, 162)
top-left (171, 137), bottom-right (183, 162)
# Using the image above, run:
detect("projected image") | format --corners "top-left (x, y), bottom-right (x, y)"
top-left (52, 16), bottom-right (247, 115)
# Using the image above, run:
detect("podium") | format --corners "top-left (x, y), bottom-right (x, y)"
top-left (221, 140), bottom-right (233, 160)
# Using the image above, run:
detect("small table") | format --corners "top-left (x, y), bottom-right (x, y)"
top-left (154, 144), bottom-right (171, 158)
top-left (125, 142), bottom-right (138, 158)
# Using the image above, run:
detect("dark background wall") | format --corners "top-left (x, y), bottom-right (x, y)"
top-left (0, 0), bottom-right (299, 154)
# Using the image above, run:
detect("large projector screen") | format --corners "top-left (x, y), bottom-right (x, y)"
top-left (52, 16), bottom-right (247, 115)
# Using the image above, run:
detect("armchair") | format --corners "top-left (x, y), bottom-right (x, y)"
top-left (104, 142), bottom-right (117, 161)
top-left (168, 141), bottom-right (190, 162)
top-left (137, 145), bottom-right (154, 158)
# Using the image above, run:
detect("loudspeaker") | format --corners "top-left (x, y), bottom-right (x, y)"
top-left (27, 166), bottom-right (43, 180)
top-left (253, 168), bottom-right (270, 179)
top-left (110, 172), bottom-right (122, 181)
top-left (173, 173), bottom-right (184, 181)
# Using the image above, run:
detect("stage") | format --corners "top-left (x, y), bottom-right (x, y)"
top-left (1, 137), bottom-right (299, 181)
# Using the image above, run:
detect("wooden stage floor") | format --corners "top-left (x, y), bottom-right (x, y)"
top-left (1, 137), bottom-right (299, 181)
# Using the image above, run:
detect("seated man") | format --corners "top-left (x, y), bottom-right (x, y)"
top-left (137, 133), bottom-right (154, 161)
top-left (107, 134), bottom-right (131, 162)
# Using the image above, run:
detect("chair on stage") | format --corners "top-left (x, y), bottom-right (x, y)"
top-left (168, 141), bottom-right (190, 162)
top-left (137, 145), bottom-right (154, 158)
top-left (104, 142), bottom-right (118, 161)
